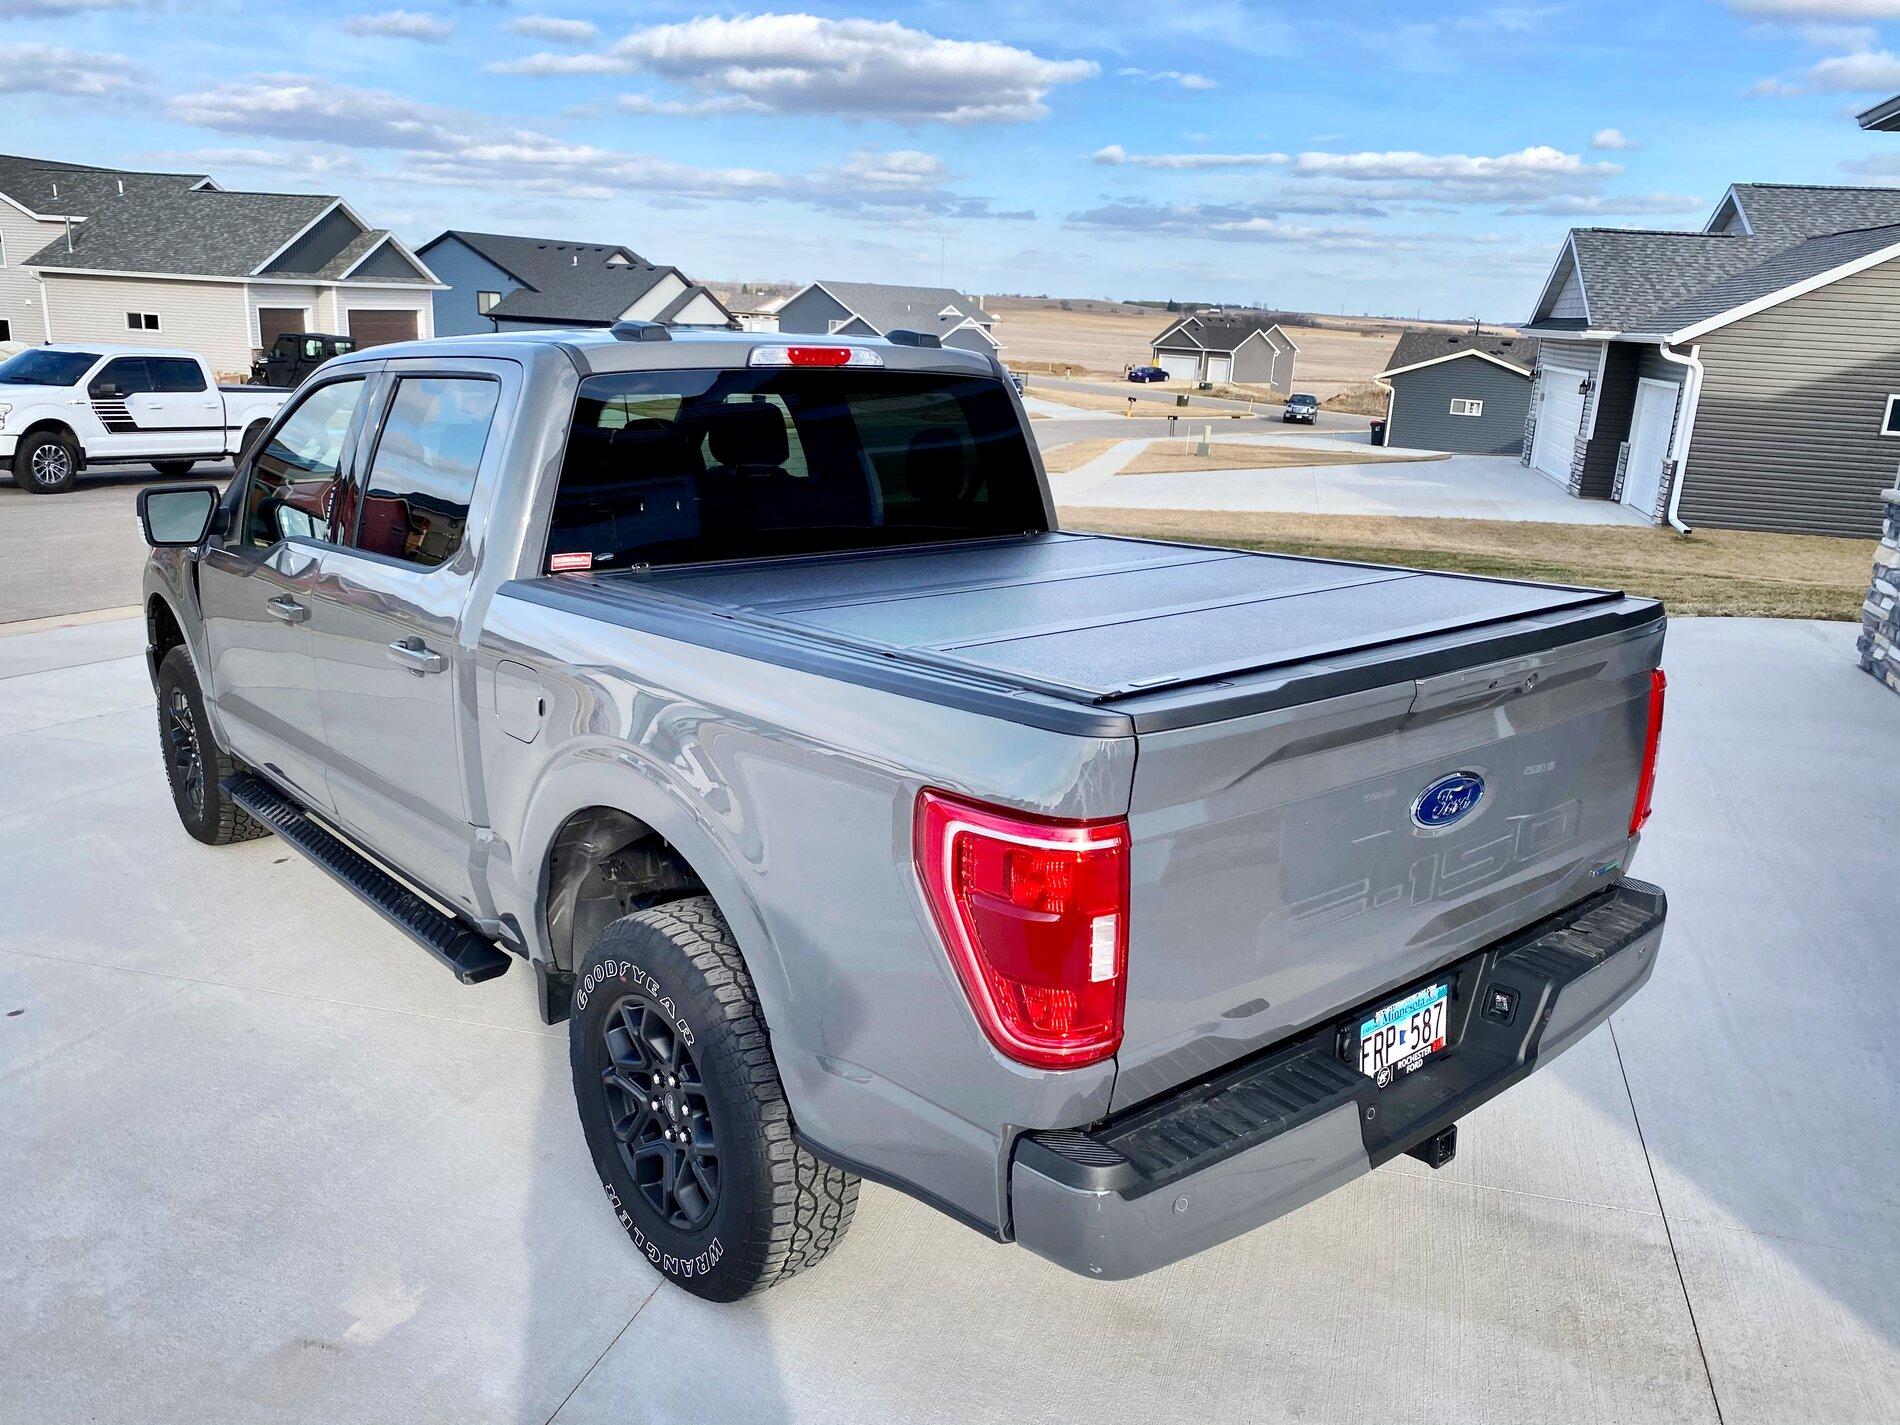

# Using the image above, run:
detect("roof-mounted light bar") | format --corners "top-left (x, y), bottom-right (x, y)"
top-left (748, 344), bottom-right (883, 368)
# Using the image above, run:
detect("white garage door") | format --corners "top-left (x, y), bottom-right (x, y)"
top-left (1156, 352), bottom-right (1199, 381)
top-left (1205, 354), bottom-right (1232, 384)
top-left (1621, 378), bottom-right (1676, 519)
top-left (1531, 381), bottom-right (1584, 481)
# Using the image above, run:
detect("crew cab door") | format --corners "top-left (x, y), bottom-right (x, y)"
top-left (196, 371), bottom-right (377, 811)
top-left (85, 356), bottom-right (208, 457)
top-left (301, 360), bottom-right (513, 914)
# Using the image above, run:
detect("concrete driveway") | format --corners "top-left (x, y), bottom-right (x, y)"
top-left (1050, 433), bottom-right (1652, 525)
top-left (1, 614), bottom-right (1895, 1425)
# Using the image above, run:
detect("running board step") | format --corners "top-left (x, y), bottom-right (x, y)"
top-left (224, 774), bottom-right (511, 985)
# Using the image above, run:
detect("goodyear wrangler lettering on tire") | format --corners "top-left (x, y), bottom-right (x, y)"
top-left (569, 895), bottom-right (859, 1302)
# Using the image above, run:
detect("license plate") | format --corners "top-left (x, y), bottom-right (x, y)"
top-left (1359, 982), bottom-right (1449, 1086)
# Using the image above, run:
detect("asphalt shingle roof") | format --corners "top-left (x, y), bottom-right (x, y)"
top-left (0, 154), bottom-right (206, 218)
top-left (431, 230), bottom-right (725, 324)
top-left (1530, 184), bottom-right (1900, 335)
top-left (812, 281), bottom-right (993, 338)
top-left (28, 187), bottom-right (337, 277)
top-left (1153, 312), bottom-right (1290, 353)
top-left (1384, 328), bottom-right (1538, 374)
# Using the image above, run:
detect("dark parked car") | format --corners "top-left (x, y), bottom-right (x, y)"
top-left (1127, 366), bottom-right (1169, 383)
top-left (1283, 392), bottom-right (1320, 423)
top-left (251, 332), bottom-right (358, 389)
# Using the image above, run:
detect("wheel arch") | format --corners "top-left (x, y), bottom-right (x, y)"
top-left (14, 418), bottom-right (85, 470)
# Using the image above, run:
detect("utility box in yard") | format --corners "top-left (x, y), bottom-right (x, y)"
top-left (1858, 486), bottom-right (1900, 695)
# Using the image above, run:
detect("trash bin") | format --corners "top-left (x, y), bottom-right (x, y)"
top-left (1370, 418), bottom-right (1387, 447)
top-left (1176, 393), bottom-right (1190, 407)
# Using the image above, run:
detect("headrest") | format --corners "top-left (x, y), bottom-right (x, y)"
top-left (707, 401), bottom-right (789, 470)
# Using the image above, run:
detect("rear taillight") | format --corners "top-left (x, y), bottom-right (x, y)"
top-left (914, 788), bottom-right (1129, 1070)
top-left (1630, 668), bottom-right (1666, 836)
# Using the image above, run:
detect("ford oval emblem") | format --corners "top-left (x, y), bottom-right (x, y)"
top-left (1412, 771), bottom-right (1486, 831)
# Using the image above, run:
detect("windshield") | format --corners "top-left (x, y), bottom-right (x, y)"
top-left (549, 367), bottom-right (1047, 571)
top-left (0, 349), bottom-right (100, 387)
top-left (1290, 393), bottom-right (1317, 405)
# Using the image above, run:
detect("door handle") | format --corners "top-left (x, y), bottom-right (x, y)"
top-left (265, 595), bottom-right (307, 625)
top-left (387, 638), bottom-right (447, 675)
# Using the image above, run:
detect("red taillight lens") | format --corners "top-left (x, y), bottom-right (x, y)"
top-left (786, 345), bottom-right (851, 367)
top-left (914, 788), bottom-right (1129, 1069)
top-left (1630, 668), bottom-right (1666, 836)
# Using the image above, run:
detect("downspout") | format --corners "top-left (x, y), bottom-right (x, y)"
top-left (1655, 341), bottom-right (1703, 535)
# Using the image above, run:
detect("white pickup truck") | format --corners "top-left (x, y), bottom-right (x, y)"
top-left (0, 344), bottom-right (290, 494)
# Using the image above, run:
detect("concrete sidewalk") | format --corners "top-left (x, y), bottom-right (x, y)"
top-left (1, 615), bottom-right (1895, 1425)
top-left (1051, 434), bottom-right (1652, 524)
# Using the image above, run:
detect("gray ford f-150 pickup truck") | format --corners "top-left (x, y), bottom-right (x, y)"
top-left (137, 323), bottom-right (1668, 1302)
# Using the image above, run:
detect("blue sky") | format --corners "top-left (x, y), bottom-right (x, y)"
top-left (7, 0), bottom-right (1900, 318)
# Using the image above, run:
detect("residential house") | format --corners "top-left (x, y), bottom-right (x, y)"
top-left (1523, 183), bottom-right (1900, 536)
top-left (1375, 329), bottom-right (1539, 455)
top-left (1, 154), bottom-right (439, 375)
top-left (774, 281), bottom-right (998, 353)
top-left (1149, 312), bottom-right (1298, 389)
top-left (416, 230), bottom-right (731, 336)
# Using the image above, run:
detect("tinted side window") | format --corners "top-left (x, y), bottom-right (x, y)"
top-left (151, 358), bottom-right (207, 394)
top-left (349, 376), bottom-right (499, 569)
top-left (242, 378), bottom-right (366, 549)
top-left (90, 357), bottom-right (154, 398)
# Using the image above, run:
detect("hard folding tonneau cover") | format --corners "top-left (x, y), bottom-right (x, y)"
top-left (538, 532), bottom-right (1661, 734)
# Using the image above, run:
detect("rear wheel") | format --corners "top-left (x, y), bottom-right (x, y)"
top-left (570, 897), bottom-right (858, 1301)
top-left (155, 646), bottom-right (268, 846)
top-left (151, 460), bottom-right (196, 478)
top-left (14, 430), bottom-right (78, 494)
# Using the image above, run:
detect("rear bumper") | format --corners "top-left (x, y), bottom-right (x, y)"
top-left (1010, 877), bottom-right (1666, 1280)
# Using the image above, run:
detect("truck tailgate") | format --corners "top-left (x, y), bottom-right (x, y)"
top-left (1110, 617), bottom-right (1663, 1110)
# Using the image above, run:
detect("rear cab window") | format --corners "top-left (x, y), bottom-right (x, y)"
top-left (549, 367), bottom-right (1044, 571)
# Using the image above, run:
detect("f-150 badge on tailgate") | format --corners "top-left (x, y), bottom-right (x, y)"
top-left (1412, 771), bottom-right (1486, 831)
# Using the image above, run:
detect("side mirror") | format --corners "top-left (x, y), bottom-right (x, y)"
top-left (138, 483), bottom-right (220, 547)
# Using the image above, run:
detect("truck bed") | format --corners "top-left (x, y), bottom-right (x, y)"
top-left (520, 532), bottom-right (1660, 733)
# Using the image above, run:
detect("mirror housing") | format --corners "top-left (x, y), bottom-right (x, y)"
top-left (138, 483), bottom-right (220, 548)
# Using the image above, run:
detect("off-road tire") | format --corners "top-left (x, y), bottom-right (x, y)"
top-left (14, 430), bottom-right (79, 494)
top-left (155, 646), bottom-right (268, 846)
top-left (570, 897), bottom-right (858, 1301)
top-left (152, 460), bottom-right (197, 478)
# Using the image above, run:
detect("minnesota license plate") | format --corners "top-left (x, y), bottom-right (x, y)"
top-left (1359, 982), bottom-right (1449, 1087)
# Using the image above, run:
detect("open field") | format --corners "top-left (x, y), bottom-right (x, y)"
top-left (1119, 440), bottom-right (1440, 475)
top-left (1023, 380), bottom-right (1252, 417)
top-left (1062, 507), bottom-right (1870, 619)
top-left (990, 297), bottom-right (1427, 398)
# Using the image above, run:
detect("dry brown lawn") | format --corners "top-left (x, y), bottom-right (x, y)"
top-left (1040, 439), bottom-right (1121, 474)
top-left (1023, 381), bottom-right (1247, 419)
top-left (1119, 441), bottom-right (1441, 475)
top-left (1060, 507), bottom-right (1869, 619)
top-left (1323, 382), bottom-right (1392, 416)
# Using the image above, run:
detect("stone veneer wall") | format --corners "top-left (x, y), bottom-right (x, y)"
top-left (1858, 486), bottom-right (1900, 695)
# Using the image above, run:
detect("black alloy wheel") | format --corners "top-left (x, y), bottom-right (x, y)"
top-left (598, 993), bottom-right (721, 1232)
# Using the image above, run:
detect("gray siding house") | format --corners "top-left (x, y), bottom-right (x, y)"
top-left (1150, 313), bottom-right (1298, 389)
top-left (416, 230), bottom-right (730, 336)
top-left (1377, 330), bottom-right (1538, 455)
top-left (773, 281), bottom-right (998, 353)
top-left (1523, 183), bottom-right (1900, 536)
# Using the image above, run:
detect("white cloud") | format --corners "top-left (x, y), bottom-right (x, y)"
top-left (503, 14), bottom-right (598, 45)
top-left (1506, 192), bottom-right (1704, 216)
top-left (343, 10), bottom-right (455, 43)
top-left (1726, 0), bottom-right (1900, 17)
top-left (503, 13), bottom-right (1097, 123)
top-left (1590, 127), bottom-right (1635, 150)
top-left (1065, 199), bottom-right (1382, 247)
top-left (1795, 47), bottom-right (1900, 88)
top-left (1288, 144), bottom-right (1621, 202)
top-left (0, 43), bottom-right (136, 95)
top-left (1116, 67), bottom-right (1218, 90)
top-left (137, 146), bottom-right (365, 176)
top-left (618, 92), bottom-right (764, 117)
top-left (1093, 143), bottom-right (1288, 168)
top-left (169, 74), bottom-right (469, 150)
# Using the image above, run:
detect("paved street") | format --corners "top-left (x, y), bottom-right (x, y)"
top-left (1, 613), bottom-right (1893, 1425)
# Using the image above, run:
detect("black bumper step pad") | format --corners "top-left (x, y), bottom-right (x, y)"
top-left (1020, 878), bottom-right (1666, 1198)
top-left (224, 774), bottom-right (511, 985)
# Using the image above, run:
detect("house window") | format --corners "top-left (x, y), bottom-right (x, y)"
top-left (126, 312), bottom-right (160, 332)
top-left (0, 319), bottom-right (10, 342)
top-left (1883, 394), bottom-right (1900, 437)
top-left (477, 291), bottom-right (501, 315)
top-left (1449, 398), bottom-right (1484, 417)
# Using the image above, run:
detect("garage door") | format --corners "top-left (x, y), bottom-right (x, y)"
top-left (346, 309), bottom-right (419, 347)
top-left (1621, 378), bottom-right (1676, 519)
top-left (1531, 381), bottom-right (1584, 481)
top-left (1205, 354), bottom-right (1233, 384)
top-left (1156, 351), bottom-right (1199, 381)
top-left (256, 307), bottom-right (307, 351)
